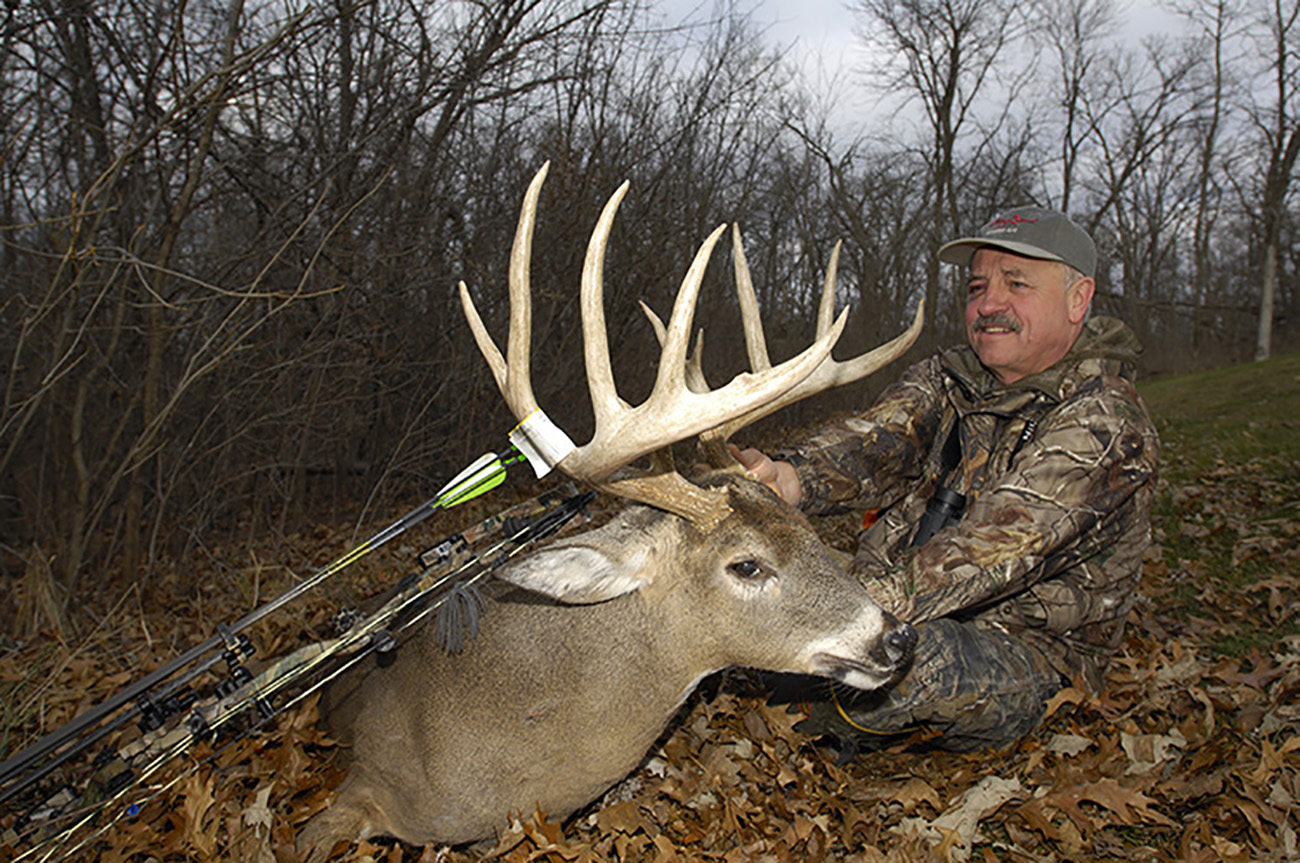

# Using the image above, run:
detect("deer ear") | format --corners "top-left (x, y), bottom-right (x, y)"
top-left (497, 538), bottom-right (653, 604)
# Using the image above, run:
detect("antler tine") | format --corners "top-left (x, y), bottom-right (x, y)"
top-left (458, 163), bottom-right (549, 420)
top-left (652, 223), bottom-right (726, 402)
top-left (816, 240), bottom-right (840, 338)
top-left (731, 223), bottom-right (772, 372)
top-left (640, 302), bottom-right (709, 394)
top-left (704, 229), bottom-right (925, 447)
top-left (504, 163), bottom-right (547, 418)
top-left (581, 178), bottom-right (632, 423)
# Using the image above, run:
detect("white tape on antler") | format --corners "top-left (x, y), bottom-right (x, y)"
top-left (509, 409), bottom-right (577, 478)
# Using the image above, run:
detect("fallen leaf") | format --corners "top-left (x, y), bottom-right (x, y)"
top-left (1250, 736), bottom-right (1285, 784)
top-left (178, 770), bottom-right (220, 858)
top-left (1036, 777), bottom-right (1174, 835)
top-left (1121, 727), bottom-right (1186, 774)
top-left (1044, 733), bottom-right (1093, 757)
top-left (893, 775), bottom-right (1023, 862)
top-left (1042, 685), bottom-right (1087, 720)
top-left (894, 777), bottom-right (944, 814)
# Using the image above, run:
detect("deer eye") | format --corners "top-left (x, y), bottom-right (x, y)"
top-left (726, 559), bottom-right (767, 581)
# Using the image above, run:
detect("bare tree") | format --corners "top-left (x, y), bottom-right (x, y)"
top-left (1242, 0), bottom-right (1300, 360)
top-left (1170, 0), bottom-right (1240, 354)
top-left (1030, 0), bottom-right (1120, 211)
top-left (0, 0), bottom-right (327, 605)
top-left (850, 0), bottom-right (1033, 351)
top-left (1062, 36), bottom-right (1196, 349)
top-left (0, 0), bottom-right (629, 614)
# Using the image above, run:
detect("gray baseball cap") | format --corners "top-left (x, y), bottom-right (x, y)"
top-left (938, 206), bottom-right (1096, 278)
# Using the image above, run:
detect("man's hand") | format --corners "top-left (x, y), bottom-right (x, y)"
top-left (729, 444), bottom-right (802, 507)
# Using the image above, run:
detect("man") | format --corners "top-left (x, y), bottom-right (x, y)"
top-left (737, 206), bottom-right (1159, 755)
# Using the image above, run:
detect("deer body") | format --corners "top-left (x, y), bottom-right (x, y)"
top-left (300, 477), bottom-right (913, 851)
top-left (297, 163), bottom-right (925, 857)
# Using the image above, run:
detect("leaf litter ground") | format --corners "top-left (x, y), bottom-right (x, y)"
top-left (2, 354), bottom-right (1297, 862)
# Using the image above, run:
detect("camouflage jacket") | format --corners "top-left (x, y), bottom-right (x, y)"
top-left (779, 317), bottom-right (1159, 691)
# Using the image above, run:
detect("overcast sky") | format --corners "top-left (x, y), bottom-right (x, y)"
top-left (659, 0), bottom-right (856, 48)
top-left (649, 1), bottom-right (870, 138)
top-left (654, 0), bottom-right (1186, 138)
top-left (657, 0), bottom-right (1182, 54)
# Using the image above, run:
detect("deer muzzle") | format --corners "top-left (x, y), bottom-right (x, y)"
top-left (810, 614), bottom-right (916, 691)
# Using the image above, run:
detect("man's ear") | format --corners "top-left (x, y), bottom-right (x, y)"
top-left (1067, 277), bottom-right (1095, 324)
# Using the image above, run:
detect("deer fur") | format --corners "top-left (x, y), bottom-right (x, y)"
top-left (297, 473), bottom-right (914, 856)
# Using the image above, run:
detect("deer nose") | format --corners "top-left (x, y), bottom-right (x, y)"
top-left (884, 622), bottom-right (917, 668)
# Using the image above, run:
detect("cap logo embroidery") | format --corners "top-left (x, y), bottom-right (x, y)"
top-left (987, 214), bottom-right (1038, 230)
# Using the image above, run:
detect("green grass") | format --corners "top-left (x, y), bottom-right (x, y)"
top-left (1138, 352), bottom-right (1300, 657)
top-left (1140, 352), bottom-right (1300, 470)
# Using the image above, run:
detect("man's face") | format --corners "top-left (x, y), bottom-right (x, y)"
top-left (965, 248), bottom-right (1095, 384)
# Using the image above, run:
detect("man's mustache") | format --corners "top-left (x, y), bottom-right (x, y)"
top-left (973, 314), bottom-right (1021, 333)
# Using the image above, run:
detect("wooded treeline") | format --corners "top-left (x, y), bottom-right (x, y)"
top-left (1, 0), bottom-right (1295, 619)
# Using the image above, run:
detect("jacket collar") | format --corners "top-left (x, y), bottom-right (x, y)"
top-left (940, 316), bottom-right (1142, 409)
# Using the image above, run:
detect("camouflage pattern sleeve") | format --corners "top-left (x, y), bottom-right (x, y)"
top-left (773, 317), bottom-right (1157, 690)
top-left (776, 358), bottom-right (947, 516)
top-left (890, 377), bottom-right (1159, 627)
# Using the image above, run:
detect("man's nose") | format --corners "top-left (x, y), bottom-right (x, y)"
top-left (975, 280), bottom-right (1010, 313)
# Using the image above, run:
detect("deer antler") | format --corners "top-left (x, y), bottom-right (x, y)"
top-left (641, 226), bottom-right (925, 467)
top-left (459, 163), bottom-right (846, 531)
top-left (713, 225), bottom-right (925, 439)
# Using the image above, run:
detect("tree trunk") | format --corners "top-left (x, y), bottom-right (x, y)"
top-left (1255, 239), bottom-right (1277, 361)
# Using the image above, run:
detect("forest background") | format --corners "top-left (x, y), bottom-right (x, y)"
top-left (0, 0), bottom-right (1297, 624)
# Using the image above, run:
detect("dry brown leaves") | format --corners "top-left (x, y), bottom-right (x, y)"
top-left (2, 458), bottom-right (1297, 862)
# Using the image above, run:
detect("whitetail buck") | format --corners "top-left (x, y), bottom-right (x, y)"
top-left (297, 164), bottom-right (924, 858)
